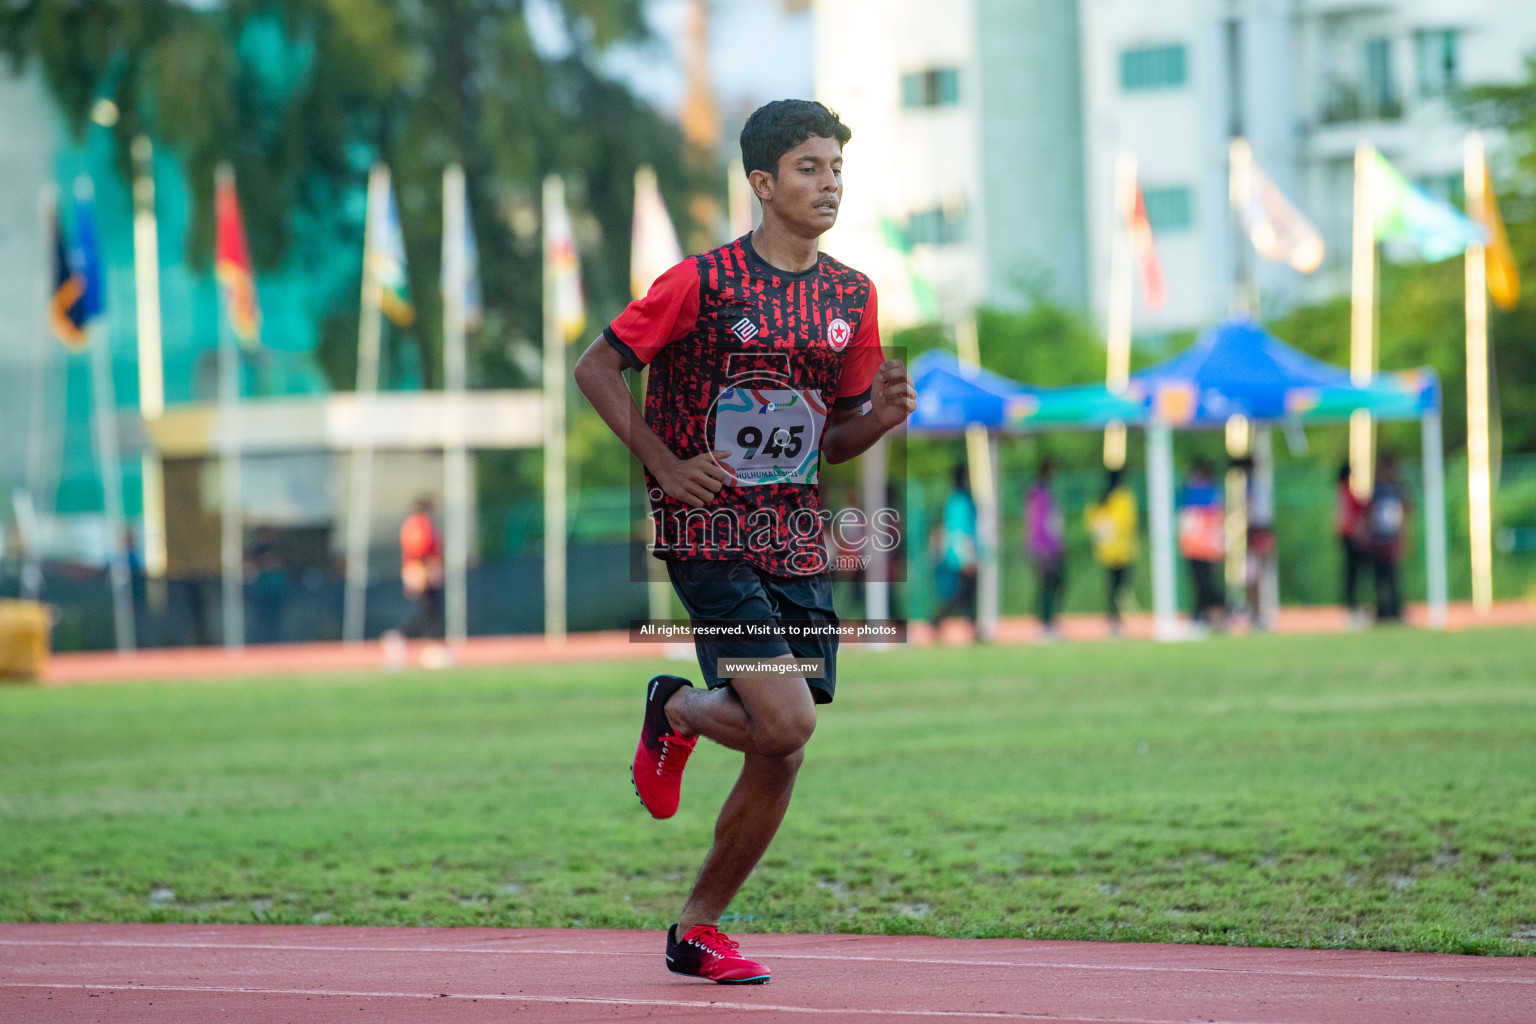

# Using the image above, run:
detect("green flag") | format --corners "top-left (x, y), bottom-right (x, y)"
top-left (1370, 151), bottom-right (1485, 263)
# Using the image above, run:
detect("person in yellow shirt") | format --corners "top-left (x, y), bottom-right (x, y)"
top-left (1085, 469), bottom-right (1138, 636)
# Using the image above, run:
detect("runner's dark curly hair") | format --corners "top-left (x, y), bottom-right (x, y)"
top-left (739, 99), bottom-right (852, 177)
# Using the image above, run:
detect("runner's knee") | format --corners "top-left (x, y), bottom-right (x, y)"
top-left (752, 706), bottom-right (815, 759)
top-left (748, 744), bottom-right (805, 780)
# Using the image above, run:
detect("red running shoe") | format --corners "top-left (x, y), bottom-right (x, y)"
top-left (631, 675), bottom-right (697, 819)
top-left (666, 924), bottom-right (771, 984)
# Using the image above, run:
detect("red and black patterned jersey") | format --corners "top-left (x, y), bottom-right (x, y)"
top-left (603, 234), bottom-right (883, 577)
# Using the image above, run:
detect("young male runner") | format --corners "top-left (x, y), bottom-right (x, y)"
top-left (574, 99), bottom-right (916, 984)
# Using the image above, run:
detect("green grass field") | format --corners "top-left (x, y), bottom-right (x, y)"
top-left (3, 628), bottom-right (1535, 955)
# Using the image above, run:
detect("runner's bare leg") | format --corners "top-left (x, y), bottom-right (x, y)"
top-left (667, 664), bottom-right (817, 931)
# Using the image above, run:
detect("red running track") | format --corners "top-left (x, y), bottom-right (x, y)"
top-left (1, 923), bottom-right (1531, 1023)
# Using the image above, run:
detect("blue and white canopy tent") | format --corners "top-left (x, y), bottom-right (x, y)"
top-left (907, 319), bottom-right (1447, 638)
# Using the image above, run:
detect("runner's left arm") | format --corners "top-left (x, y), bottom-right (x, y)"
top-left (821, 359), bottom-right (916, 464)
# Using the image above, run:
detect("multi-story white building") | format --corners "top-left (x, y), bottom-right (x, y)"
top-left (815, 0), bottom-right (1088, 327)
top-left (1083, 0), bottom-right (1536, 332)
top-left (817, 0), bottom-right (1536, 333)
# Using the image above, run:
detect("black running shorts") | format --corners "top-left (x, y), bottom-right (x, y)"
top-left (666, 559), bottom-right (838, 704)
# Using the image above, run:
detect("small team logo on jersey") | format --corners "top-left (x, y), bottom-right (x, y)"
top-left (827, 317), bottom-right (852, 351)
top-left (731, 317), bottom-right (760, 343)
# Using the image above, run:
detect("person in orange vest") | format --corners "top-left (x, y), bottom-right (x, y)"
top-left (399, 496), bottom-right (445, 640)
top-left (1178, 459), bottom-right (1226, 631)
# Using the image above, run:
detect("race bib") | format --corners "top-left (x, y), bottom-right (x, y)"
top-left (713, 387), bottom-right (825, 487)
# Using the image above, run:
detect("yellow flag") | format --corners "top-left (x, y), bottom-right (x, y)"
top-left (1480, 166), bottom-right (1520, 311)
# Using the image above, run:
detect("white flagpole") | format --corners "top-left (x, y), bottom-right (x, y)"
top-left (1464, 132), bottom-right (1494, 614)
top-left (860, 434), bottom-right (890, 635)
top-left (75, 176), bottom-right (136, 654)
top-left (1104, 151), bottom-right (1136, 471)
top-left (1228, 137), bottom-right (1257, 318)
top-left (21, 186), bottom-right (57, 601)
top-left (132, 136), bottom-right (167, 611)
top-left (216, 271), bottom-right (245, 651)
top-left (1349, 141), bottom-right (1376, 501)
top-left (442, 163), bottom-right (470, 648)
top-left (955, 314), bottom-right (996, 642)
top-left (343, 164), bottom-right (388, 645)
top-left (1421, 410), bottom-right (1449, 629)
top-left (542, 174), bottom-right (568, 644)
top-left (214, 164), bottom-right (245, 651)
top-left (1147, 421), bottom-right (1178, 641)
top-left (88, 323), bottom-right (137, 654)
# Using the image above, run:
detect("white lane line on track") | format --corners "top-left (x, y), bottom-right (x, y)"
top-left (0, 981), bottom-right (1280, 1024)
top-left (1, 938), bottom-right (1531, 986)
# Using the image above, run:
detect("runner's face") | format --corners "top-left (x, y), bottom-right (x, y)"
top-left (770, 135), bottom-right (843, 236)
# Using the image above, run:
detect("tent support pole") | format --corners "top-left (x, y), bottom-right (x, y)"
top-left (860, 435), bottom-right (890, 647)
top-left (1147, 422), bottom-right (1178, 641)
top-left (1421, 410), bottom-right (1448, 630)
top-left (971, 429), bottom-right (1000, 643)
top-left (1254, 427), bottom-right (1279, 629)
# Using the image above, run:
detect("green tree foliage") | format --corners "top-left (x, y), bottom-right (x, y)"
top-left (0, 0), bottom-right (715, 395)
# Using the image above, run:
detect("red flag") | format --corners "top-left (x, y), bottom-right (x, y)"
top-left (215, 165), bottom-right (261, 347)
top-left (1128, 184), bottom-right (1167, 311)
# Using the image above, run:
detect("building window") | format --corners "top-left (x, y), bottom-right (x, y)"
top-left (1142, 186), bottom-right (1193, 232)
top-left (1120, 44), bottom-right (1187, 91)
top-left (900, 68), bottom-right (960, 109)
top-left (1363, 37), bottom-right (1399, 117)
top-left (907, 204), bottom-right (967, 245)
top-left (1415, 29), bottom-right (1458, 98)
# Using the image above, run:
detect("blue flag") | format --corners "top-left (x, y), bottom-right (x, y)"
top-left (49, 201), bottom-right (88, 350)
top-left (71, 180), bottom-right (107, 325)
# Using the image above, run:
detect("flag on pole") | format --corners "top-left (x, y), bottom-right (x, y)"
top-left (1230, 139), bottom-right (1325, 274)
top-left (630, 165), bottom-right (683, 300)
top-left (543, 174), bottom-right (585, 343)
top-left (1370, 151), bottom-right (1486, 263)
top-left (371, 176), bottom-right (415, 326)
top-left (215, 164), bottom-right (261, 348)
top-left (49, 201), bottom-right (89, 351)
top-left (442, 180), bottom-right (482, 332)
top-left (1128, 182), bottom-right (1166, 310)
top-left (72, 180), bottom-right (107, 325)
top-left (1475, 165), bottom-right (1520, 311)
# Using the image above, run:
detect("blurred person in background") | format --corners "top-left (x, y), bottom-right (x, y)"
top-left (1366, 453), bottom-right (1410, 624)
top-left (248, 526), bottom-right (288, 644)
top-left (931, 462), bottom-right (979, 639)
top-left (1178, 458), bottom-right (1226, 632)
top-left (1245, 520), bottom-right (1277, 631)
top-left (1335, 462), bottom-right (1370, 628)
top-left (1025, 458), bottom-right (1066, 642)
top-left (398, 496), bottom-right (444, 641)
top-left (1231, 455), bottom-right (1276, 632)
top-left (573, 99), bottom-right (914, 984)
top-left (1085, 468), bottom-right (1137, 637)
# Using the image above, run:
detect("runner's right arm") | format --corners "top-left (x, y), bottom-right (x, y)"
top-left (574, 338), bottom-right (729, 509)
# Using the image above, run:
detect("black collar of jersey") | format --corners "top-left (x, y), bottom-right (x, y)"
top-left (741, 232), bottom-right (821, 282)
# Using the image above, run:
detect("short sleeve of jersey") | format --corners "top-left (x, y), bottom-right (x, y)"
top-left (832, 284), bottom-right (884, 409)
top-left (603, 260), bottom-right (700, 371)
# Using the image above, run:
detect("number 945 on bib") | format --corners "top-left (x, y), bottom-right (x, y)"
top-left (712, 387), bottom-right (827, 487)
